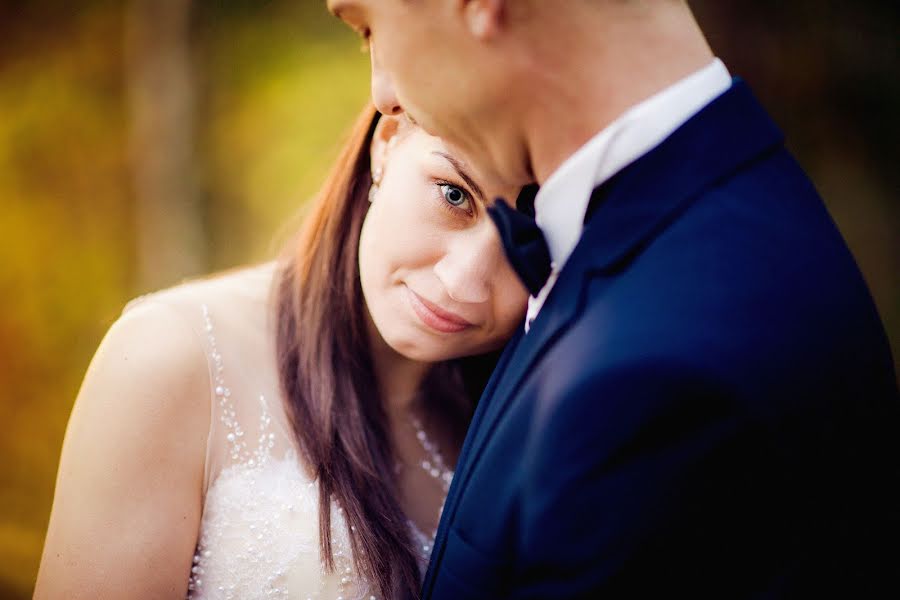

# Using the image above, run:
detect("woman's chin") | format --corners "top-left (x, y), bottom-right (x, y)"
top-left (387, 337), bottom-right (450, 364)
top-left (382, 327), bottom-right (468, 364)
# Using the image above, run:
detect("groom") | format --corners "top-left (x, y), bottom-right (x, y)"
top-left (329, 1), bottom-right (898, 597)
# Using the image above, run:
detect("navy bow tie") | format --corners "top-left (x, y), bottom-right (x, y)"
top-left (487, 184), bottom-right (552, 296)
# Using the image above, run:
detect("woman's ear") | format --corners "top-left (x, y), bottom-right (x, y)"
top-left (370, 114), bottom-right (402, 181)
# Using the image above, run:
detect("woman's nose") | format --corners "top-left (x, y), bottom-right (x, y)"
top-left (434, 226), bottom-right (501, 305)
top-left (370, 45), bottom-right (403, 116)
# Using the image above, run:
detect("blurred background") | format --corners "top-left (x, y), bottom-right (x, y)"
top-left (0, 1), bottom-right (896, 597)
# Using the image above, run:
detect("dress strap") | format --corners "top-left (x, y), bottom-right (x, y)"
top-left (200, 303), bottom-right (278, 477)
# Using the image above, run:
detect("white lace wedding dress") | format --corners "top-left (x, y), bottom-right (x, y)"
top-left (124, 262), bottom-right (439, 600)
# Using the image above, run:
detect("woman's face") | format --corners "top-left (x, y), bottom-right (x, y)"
top-left (359, 124), bottom-right (528, 363)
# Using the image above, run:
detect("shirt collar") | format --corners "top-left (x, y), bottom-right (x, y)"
top-left (533, 58), bottom-right (733, 271)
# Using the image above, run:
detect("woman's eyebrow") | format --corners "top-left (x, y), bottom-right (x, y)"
top-left (431, 151), bottom-right (485, 201)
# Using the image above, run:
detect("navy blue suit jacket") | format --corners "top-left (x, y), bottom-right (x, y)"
top-left (422, 81), bottom-right (899, 599)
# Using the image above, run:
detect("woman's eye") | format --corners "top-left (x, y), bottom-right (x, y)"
top-left (439, 184), bottom-right (469, 208)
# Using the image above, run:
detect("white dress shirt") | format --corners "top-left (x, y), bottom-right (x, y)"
top-left (525, 58), bottom-right (733, 332)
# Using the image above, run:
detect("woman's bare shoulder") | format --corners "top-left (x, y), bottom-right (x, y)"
top-left (34, 295), bottom-right (216, 597)
top-left (96, 298), bottom-right (211, 402)
top-left (64, 297), bottom-right (213, 497)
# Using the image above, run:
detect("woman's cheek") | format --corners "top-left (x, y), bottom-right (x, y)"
top-left (391, 187), bottom-right (449, 252)
top-left (366, 203), bottom-right (426, 282)
top-left (497, 275), bottom-right (529, 333)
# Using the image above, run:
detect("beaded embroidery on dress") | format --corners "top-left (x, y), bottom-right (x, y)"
top-left (123, 263), bottom-right (444, 600)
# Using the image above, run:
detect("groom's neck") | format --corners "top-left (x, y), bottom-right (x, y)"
top-left (518, 2), bottom-right (714, 185)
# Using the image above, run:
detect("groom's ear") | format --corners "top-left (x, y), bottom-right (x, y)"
top-left (370, 114), bottom-right (402, 177)
top-left (462, 0), bottom-right (506, 40)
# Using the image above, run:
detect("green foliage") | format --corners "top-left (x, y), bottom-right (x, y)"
top-left (0, 2), bottom-right (369, 595)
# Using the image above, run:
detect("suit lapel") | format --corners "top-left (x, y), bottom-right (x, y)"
top-left (422, 243), bottom-right (593, 598)
top-left (440, 325), bottom-right (525, 518)
top-left (421, 325), bottom-right (524, 594)
top-left (454, 260), bottom-right (589, 488)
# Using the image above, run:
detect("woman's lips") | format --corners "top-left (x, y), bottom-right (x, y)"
top-left (405, 286), bottom-right (473, 334)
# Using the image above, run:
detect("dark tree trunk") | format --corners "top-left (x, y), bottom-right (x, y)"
top-left (126, 0), bottom-right (206, 291)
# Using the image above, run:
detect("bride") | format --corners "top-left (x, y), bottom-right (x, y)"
top-left (34, 106), bottom-right (528, 599)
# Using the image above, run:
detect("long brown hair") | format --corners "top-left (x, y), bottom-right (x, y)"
top-left (275, 105), bottom-right (495, 599)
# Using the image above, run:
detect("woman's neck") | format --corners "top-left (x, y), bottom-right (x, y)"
top-left (366, 323), bottom-right (432, 418)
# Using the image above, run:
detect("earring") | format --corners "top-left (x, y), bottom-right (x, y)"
top-left (369, 134), bottom-right (396, 203)
top-left (369, 166), bottom-right (383, 202)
